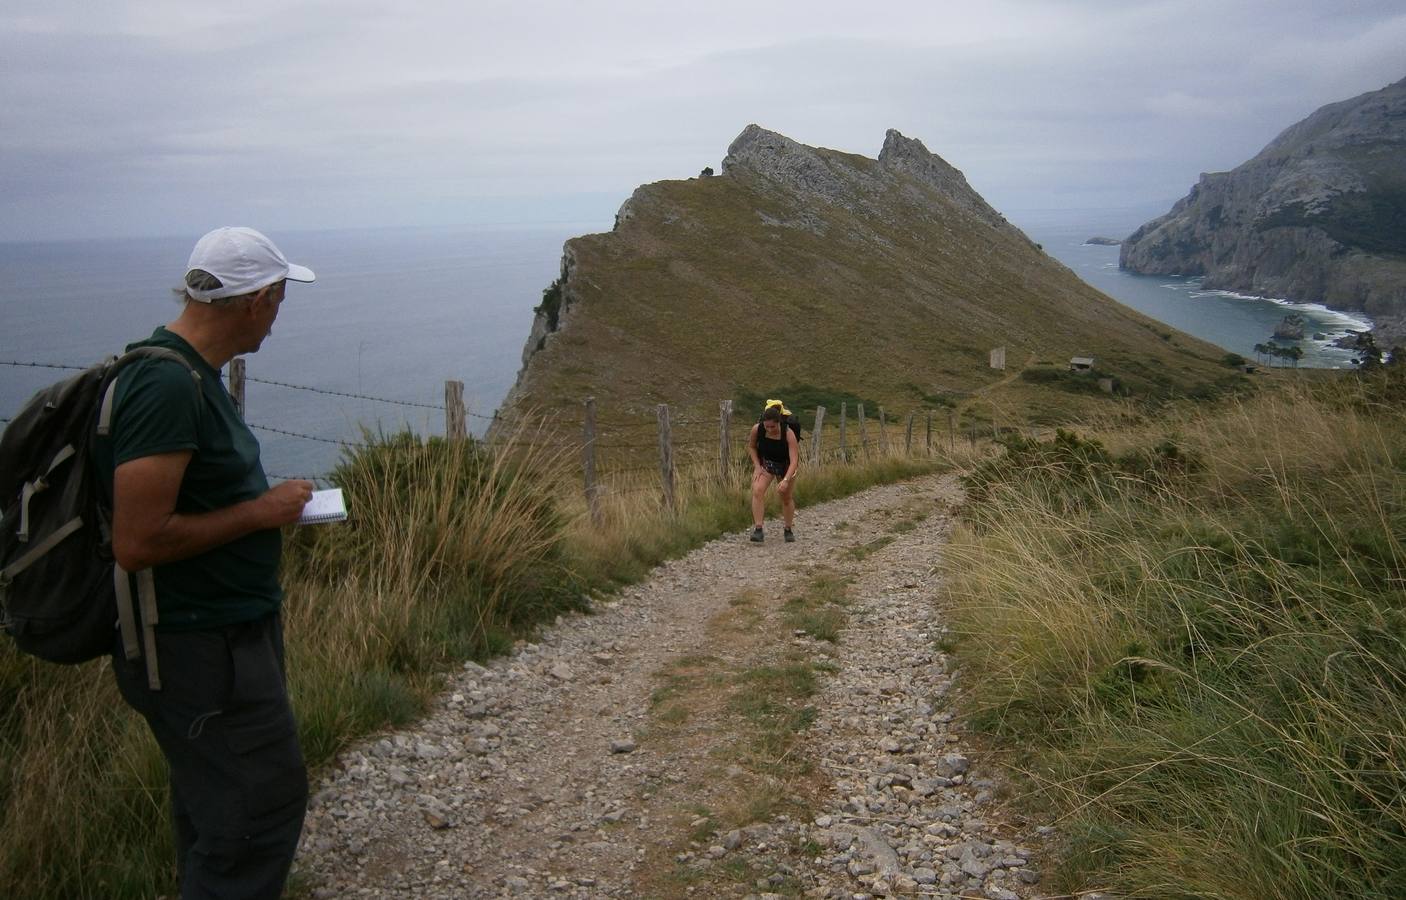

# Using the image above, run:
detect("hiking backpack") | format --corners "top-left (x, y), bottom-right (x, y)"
top-left (0, 347), bottom-right (199, 688)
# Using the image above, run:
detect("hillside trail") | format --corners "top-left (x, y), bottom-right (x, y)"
top-left (951, 353), bottom-right (1035, 426)
top-left (296, 471), bottom-right (1056, 899)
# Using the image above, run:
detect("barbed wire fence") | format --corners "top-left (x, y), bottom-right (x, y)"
top-left (4, 358), bottom-right (983, 514)
top-left (1, 357), bottom-right (468, 481)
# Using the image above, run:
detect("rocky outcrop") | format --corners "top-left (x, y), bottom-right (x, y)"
top-left (721, 124), bottom-right (885, 211)
top-left (1273, 314), bottom-right (1307, 340)
top-left (875, 129), bottom-right (1014, 232)
top-left (520, 245), bottom-right (580, 367)
top-left (1120, 76), bottom-right (1406, 318)
top-left (714, 125), bottom-right (1023, 238)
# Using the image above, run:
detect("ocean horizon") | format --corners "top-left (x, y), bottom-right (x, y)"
top-left (0, 222), bottom-right (596, 478)
top-left (0, 211), bottom-right (1377, 479)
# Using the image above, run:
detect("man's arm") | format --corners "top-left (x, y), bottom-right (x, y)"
top-left (112, 450), bottom-right (313, 571)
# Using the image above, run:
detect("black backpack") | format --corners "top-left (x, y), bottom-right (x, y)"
top-left (0, 347), bottom-right (199, 688)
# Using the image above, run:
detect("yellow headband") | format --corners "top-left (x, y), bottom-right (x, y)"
top-left (764, 398), bottom-right (792, 417)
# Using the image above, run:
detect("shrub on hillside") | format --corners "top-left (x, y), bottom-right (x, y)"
top-left (961, 429), bottom-right (1199, 509)
top-left (732, 383), bottom-right (878, 429)
top-left (1019, 365), bottom-right (1124, 396)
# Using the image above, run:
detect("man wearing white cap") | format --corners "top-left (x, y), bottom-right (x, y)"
top-left (94, 227), bottom-right (316, 898)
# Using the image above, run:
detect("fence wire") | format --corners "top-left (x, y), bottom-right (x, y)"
top-left (266, 472), bottom-right (336, 485)
top-left (246, 376), bottom-right (442, 411)
top-left (4, 357), bottom-right (966, 511)
top-left (2, 359), bottom-right (86, 371)
top-left (247, 423), bottom-right (364, 447)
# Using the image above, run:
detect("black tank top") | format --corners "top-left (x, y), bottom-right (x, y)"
top-left (756, 425), bottom-right (790, 468)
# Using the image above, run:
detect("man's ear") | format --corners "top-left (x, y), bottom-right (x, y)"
top-left (249, 285), bottom-right (274, 314)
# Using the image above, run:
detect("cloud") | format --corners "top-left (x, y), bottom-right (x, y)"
top-left (1143, 91), bottom-right (1244, 120)
top-left (1, 1), bottom-right (1403, 239)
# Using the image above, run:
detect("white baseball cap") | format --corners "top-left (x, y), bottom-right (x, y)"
top-left (184, 226), bottom-right (315, 302)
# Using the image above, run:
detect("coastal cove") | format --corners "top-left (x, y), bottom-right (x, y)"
top-left (1018, 208), bottom-right (1373, 370)
top-left (0, 212), bottom-right (1377, 479)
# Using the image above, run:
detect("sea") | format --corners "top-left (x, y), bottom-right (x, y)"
top-left (0, 210), bottom-right (1376, 479)
top-left (1015, 206), bottom-right (1372, 372)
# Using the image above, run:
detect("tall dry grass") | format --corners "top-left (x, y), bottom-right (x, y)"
top-left (279, 422), bottom-right (581, 763)
top-left (944, 374), bottom-right (1406, 898)
top-left (0, 656), bottom-right (170, 897)
top-left (0, 422), bottom-right (579, 898)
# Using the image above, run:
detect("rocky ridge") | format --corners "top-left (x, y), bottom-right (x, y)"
top-left (1120, 76), bottom-right (1406, 319)
top-left (294, 473), bottom-right (1062, 899)
top-left (714, 125), bottom-right (1016, 237)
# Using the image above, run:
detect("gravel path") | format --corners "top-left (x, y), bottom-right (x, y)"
top-left (296, 472), bottom-right (1055, 899)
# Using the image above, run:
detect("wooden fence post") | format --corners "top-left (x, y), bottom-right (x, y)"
top-left (858, 403), bottom-right (868, 459)
top-left (838, 402), bottom-right (848, 461)
top-left (926, 412), bottom-right (933, 456)
top-left (719, 399), bottom-right (732, 483)
top-left (445, 380), bottom-right (466, 442)
top-left (657, 404), bottom-right (675, 513)
top-left (905, 412), bottom-right (915, 456)
top-left (812, 406), bottom-right (826, 466)
top-left (582, 397), bottom-right (602, 527)
top-left (229, 358), bottom-right (246, 417)
top-left (948, 409), bottom-right (956, 454)
top-left (879, 407), bottom-right (889, 456)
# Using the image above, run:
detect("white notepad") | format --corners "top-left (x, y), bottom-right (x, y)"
top-left (298, 488), bottom-right (348, 525)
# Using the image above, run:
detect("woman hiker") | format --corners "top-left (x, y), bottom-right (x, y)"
top-left (747, 399), bottom-right (799, 542)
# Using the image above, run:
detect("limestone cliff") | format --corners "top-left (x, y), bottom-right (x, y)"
top-left (1121, 77), bottom-right (1406, 317)
top-left (499, 125), bottom-right (1231, 431)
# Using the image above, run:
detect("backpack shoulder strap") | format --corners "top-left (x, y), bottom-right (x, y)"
top-left (97, 345), bottom-right (201, 692)
top-left (97, 346), bottom-right (203, 436)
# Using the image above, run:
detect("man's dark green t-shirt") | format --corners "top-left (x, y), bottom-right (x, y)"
top-left (93, 327), bottom-right (282, 631)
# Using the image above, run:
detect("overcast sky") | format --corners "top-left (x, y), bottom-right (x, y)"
top-left (1, 0), bottom-right (1403, 242)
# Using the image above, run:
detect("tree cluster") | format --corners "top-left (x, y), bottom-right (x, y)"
top-left (1252, 341), bottom-right (1304, 367)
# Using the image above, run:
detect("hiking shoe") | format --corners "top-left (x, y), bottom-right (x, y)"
top-left (750, 527), bottom-right (764, 543)
top-left (784, 527), bottom-right (795, 543)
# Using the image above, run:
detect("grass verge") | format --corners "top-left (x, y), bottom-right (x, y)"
top-left (942, 370), bottom-right (1406, 898)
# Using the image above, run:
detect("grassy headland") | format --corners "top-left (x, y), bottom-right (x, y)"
top-left (502, 128), bottom-right (1239, 441)
top-left (942, 369), bottom-right (1406, 897)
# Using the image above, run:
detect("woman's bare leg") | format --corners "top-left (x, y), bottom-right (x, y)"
top-left (751, 472), bottom-right (774, 527)
top-left (778, 480), bottom-right (796, 528)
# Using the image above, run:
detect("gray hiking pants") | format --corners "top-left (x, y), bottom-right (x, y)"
top-left (112, 613), bottom-right (307, 899)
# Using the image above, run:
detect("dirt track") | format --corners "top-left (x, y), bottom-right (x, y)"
top-left (296, 472), bottom-right (1053, 899)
